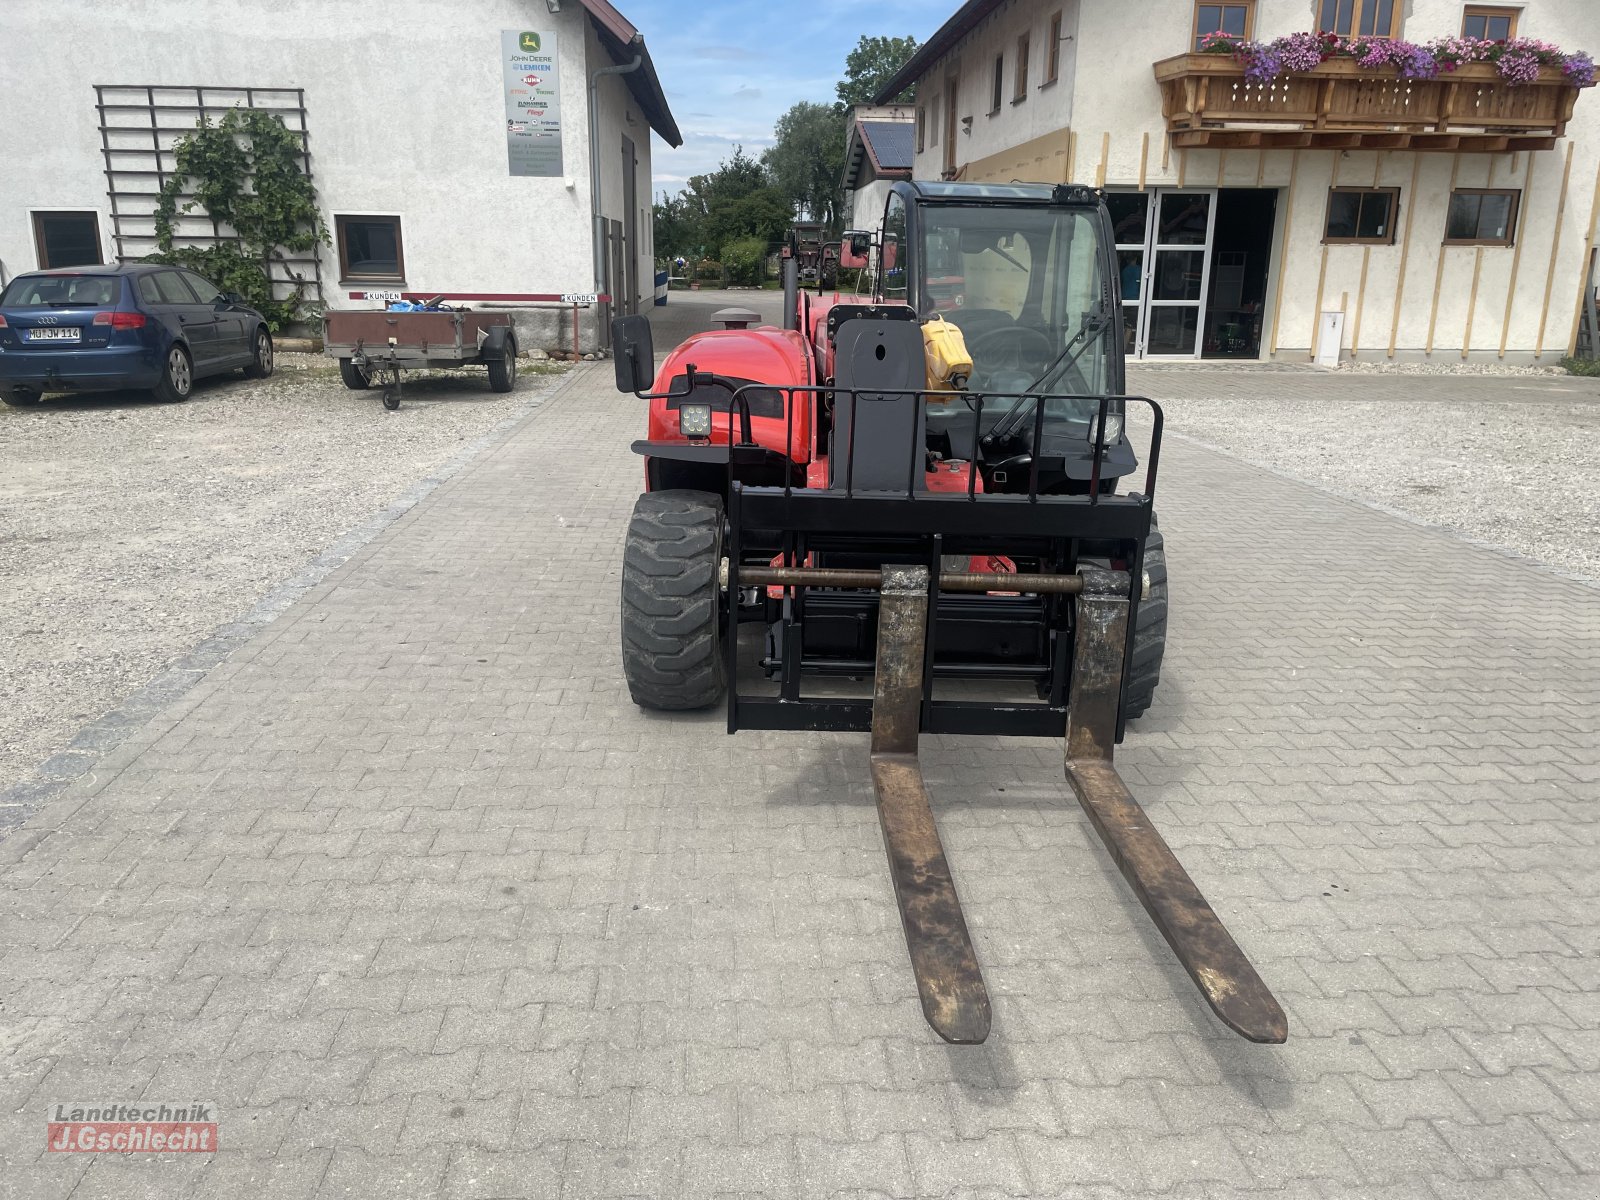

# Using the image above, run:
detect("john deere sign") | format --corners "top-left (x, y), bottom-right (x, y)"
top-left (502, 29), bottom-right (561, 177)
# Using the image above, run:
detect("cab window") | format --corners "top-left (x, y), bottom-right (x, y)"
top-left (882, 192), bottom-right (908, 301)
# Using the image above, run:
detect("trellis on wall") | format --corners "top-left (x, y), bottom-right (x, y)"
top-left (94, 85), bottom-right (324, 304)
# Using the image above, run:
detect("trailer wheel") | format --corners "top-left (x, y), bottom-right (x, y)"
top-left (486, 341), bottom-right (517, 393)
top-left (1123, 518), bottom-right (1167, 721)
top-left (339, 358), bottom-right (372, 390)
top-left (621, 490), bottom-right (727, 711)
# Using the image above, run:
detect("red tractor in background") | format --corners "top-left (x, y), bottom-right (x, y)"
top-left (609, 181), bottom-right (1285, 1047)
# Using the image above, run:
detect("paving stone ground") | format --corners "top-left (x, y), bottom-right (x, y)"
top-left (1, 361), bottom-right (1597, 1199)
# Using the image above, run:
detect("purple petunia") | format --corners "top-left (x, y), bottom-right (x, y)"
top-left (1196, 28), bottom-right (1593, 88)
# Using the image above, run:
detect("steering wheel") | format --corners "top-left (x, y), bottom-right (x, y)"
top-left (967, 325), bottom-right (1055, 389)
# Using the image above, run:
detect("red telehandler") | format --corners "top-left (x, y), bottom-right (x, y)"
top-left (610, 181), bottom-right (1285, 1046)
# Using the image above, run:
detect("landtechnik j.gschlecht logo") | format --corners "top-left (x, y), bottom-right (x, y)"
top-left (46, 1101), bottom-right (219, 1153)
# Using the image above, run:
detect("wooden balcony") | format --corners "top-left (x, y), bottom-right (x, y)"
top-left (1153, 54), bottom-right (1582, 152)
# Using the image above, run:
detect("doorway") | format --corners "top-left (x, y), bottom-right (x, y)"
top-left (1203, 189), bottom-right (1277, 359)
top-left (1108, 188), bottom-right (1278, 359)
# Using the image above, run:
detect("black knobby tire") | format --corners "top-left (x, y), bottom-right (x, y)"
top-left (486, 340), bottom-right (517, 393)
top-left (339, 358), bottom-right (372, 390)
top-left (243, 328), bottom-right (274, 379)
top-left (151, 345), bottom-right (193, 404)
top-left (1123, 517), bottom-right (1168, 721)
top-left (620, 490), bottom-right (727, 711)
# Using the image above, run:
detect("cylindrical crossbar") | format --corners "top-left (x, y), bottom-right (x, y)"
top-left (737, 566), bottom-right (1085, 595)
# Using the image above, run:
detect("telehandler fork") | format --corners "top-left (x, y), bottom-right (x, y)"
top-left (734, 560), bottom-right (1286, 1045)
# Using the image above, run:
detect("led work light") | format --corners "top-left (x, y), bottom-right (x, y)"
top-left (679, 402), bottom-right (713, 439)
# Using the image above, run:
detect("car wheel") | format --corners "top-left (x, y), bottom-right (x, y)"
top-left (339, 358), bottom-right (372, 390)
top-left (486, 340), bottom-right (517, 392)
top-left (152, 345), bottom-right (193, 404)
top-left (0, 387), bottom-right (42, 408)
top-left (243, 328), bottom-right (274, 379)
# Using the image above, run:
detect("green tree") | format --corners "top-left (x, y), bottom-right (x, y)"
top-left (670, 147), bottom-right (773, 254)
top-left (762, 102), bottom-right (847, 233)
top-left (721, 236), bottom-right (769, 286)
top-left (708, 187), bottom-right (793, 253)
top-left (652, 191), bottom-right (696, 262)
top-left (836, 34), bottom-right (921, 108)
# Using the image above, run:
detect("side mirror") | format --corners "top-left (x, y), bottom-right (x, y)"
top-left (612, 315), bottom-right (654, 393)
top-left (221, 291), bottom-right (246, 305)
top-left (840, 231), bottom-right (871, 270)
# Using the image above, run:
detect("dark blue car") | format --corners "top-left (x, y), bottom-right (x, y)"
top-left (0, 264), bottom-right (273, 407)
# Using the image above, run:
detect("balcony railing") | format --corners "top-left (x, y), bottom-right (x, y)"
top-left (1153, 54), bottom-right (1582, 152)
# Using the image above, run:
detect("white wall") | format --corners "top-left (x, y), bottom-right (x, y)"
top-left (0, 0), bottom-right (660, 330)
top-left (849, 178), bottom-right (897, 235)
top-left (910, 0), bottom-right (1079, 181)
top-left (906, 0), bottom-right (1600, 360)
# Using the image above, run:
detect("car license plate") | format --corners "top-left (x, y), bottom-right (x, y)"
top-left (26, 327), bottom-right (80, 342)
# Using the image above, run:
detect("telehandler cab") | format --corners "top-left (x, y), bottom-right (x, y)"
top-left (610, 181), bottom-right (1285, 1046)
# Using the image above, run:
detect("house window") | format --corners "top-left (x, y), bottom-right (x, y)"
top-left (930, 95), bottom-right (940, 146)
top-left (1316, 0), bottom-right (1399, 37)
top-left (917, 106), bottom-right (926, 153)
top-left (1046, 12), bottom-right (1062, 83)
top-left (32, 212), bottom-right (102, 269)
top-left (1445, 189), bottom-right (1520, 245)
top-left (1324, 187), bottom-right (1400, 244)
top-left (336, 215), bottom-right (405, 282)
top-left (1462, 6), bottom-right (1518, 40)
top-left (1014, 34), bottom-right (1030, 102)
top-left (1193, 2), bottom-right (1255, 49)
top-left (991, 54), bottom-right (1004, 114)
top-left (943, 76), bottom-right (959, 176)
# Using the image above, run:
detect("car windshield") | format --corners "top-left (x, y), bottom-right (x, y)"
top-left (917, 205), bottom-right (1112, 399)
top-left (0, 275), bottom-right (122, 308)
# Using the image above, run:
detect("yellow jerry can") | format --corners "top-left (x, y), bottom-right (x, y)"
top-left (921, 316), bottom-right (972, 399)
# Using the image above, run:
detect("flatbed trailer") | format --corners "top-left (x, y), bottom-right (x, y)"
top-left (323, 308), bottom-right (518, 409)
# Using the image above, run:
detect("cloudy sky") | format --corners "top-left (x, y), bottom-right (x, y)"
top-left (618, 0), bottom-right (945, 198)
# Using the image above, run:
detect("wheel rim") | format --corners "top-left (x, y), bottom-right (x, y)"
top-left (257, 333), bottom-right (273, 372)
top-left (169, 349), bottom-right (191, 395)
top-left (506, 347), bottom-right (516, 383)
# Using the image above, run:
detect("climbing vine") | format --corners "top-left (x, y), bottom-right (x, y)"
top-left (149, 109), bottom-right (327, 330)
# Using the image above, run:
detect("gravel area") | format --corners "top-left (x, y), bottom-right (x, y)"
top-left (1336, 360), bottom-right (1569, 376)
top-left (0, 352), bottom-right (570, 795)
top-left (1127, 367), bottom-right (1600, 584)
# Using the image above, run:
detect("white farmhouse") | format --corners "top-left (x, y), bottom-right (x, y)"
top-left (842, 106), bottom-right (917, 235)
top-left (875, 0), bottom-right (1599, 363)
top-left (0, 0), bottom-right (681, 352)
